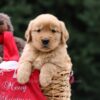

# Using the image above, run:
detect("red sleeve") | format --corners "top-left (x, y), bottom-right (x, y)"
top-left (3, 31), bottom-right (19, 61)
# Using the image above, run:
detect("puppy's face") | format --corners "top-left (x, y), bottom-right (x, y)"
top-left (25, 14), bottom-right (69, 52)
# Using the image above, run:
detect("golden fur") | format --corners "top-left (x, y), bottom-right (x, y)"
top-left (17, 14), bottom-right (72, 99)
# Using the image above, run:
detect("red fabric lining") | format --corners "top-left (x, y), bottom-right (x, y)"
top-left (0, 31), bottom-right (19, 61)
top-left (0, 69), bottom-right (47, 100)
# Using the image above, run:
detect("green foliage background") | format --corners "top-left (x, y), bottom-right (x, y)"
top-left (0, 0), bottom-right (100, 100)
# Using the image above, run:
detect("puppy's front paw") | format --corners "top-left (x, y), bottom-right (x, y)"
top-left (39, 74), bottom-right (52, 87)
top-left (17, 70), bottom-right (30, 84)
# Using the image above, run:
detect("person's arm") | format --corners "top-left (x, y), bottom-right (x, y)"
top-left (0, 34), bottom-right (3, 62)
top-left (0, 56), bottom-right (2, 63)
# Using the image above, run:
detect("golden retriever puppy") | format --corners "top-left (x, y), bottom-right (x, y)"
top-left (17, 14), bottom-right (72, 100)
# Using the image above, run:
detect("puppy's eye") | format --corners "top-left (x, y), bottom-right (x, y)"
top-left (51, 29), bottom-right (56, 33)
top-left (36, 29), bottom-right (41, 32)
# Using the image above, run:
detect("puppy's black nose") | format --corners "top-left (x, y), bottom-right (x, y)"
top-left (42, 39), bottom-right (49, 45)
top-left (0, 20), bottom-right (4, 25)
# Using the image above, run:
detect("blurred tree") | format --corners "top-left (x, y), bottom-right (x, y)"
top-left (78, 0), bottom-right (100, 33)
top-left (67, 0), bottom-right (100, 100)
top-left (0, 0), bottom-right (33, 38)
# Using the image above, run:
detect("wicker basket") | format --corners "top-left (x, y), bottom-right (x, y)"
top-left (41, 68), bottom-right (71, 100)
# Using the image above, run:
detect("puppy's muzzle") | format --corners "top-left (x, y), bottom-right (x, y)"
top-left (42, 38), bottom-right (49, 47)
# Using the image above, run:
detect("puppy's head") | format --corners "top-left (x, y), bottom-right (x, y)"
top-left (25, 14), bottom-right (69, 52)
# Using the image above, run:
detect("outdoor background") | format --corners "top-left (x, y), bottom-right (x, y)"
top-left (0, 0), bottom-right (100, 100)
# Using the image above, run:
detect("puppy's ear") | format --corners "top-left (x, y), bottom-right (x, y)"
top-left (60, 21), bottom-right (69, 44)
top-left (25, 21), bottom-right (33, 42)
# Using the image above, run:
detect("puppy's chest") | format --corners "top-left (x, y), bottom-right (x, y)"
top-left (33, 54), bottom-right (54, 69)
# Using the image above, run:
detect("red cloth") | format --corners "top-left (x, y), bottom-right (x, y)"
top-left (0, 69), bottom-right (47, 100)
top-left (0, 31), bottom-right (19, 61)
top-left (0, 31), bottom-right (47, 99)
